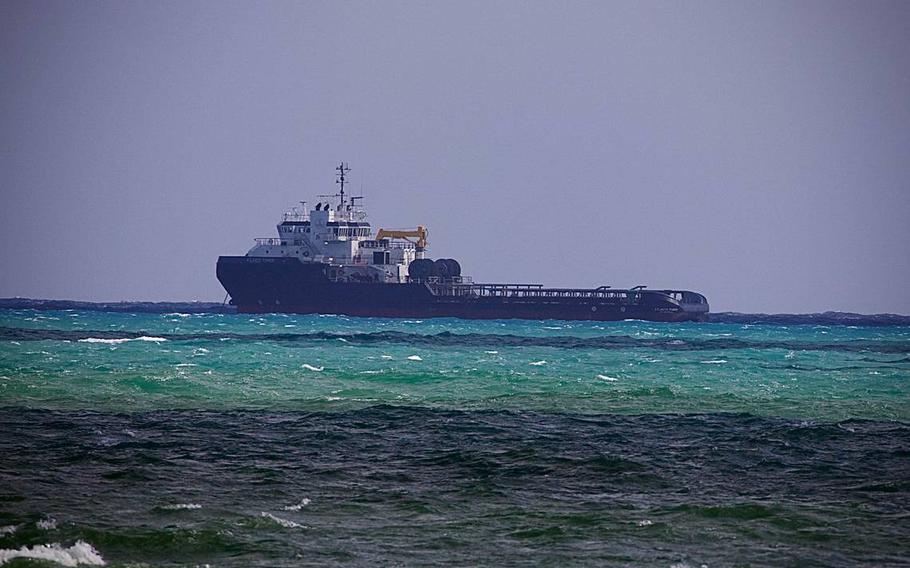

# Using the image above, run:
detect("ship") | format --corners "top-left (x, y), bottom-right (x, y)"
top-left (217, 163), bottom-right (709, 322)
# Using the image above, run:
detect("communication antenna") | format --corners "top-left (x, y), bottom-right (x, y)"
top-left (335, 162), bottom-right (351, 208)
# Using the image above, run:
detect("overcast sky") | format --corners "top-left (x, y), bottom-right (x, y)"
top-left (1, 1), bottom-right (908, 313)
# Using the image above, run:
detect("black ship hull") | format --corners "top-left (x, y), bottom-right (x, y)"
top-left (217, 257), bottom-right (709, 322)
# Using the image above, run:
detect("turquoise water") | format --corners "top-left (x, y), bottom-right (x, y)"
top-left (1, 309), bottom-right (908, 566)
top-left (2, 310), bottom-right (907, 420)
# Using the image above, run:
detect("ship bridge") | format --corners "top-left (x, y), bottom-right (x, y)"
top-left (244, 163), bottom-right (418, 283)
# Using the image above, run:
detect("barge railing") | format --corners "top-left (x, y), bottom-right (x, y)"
top-left (425, 282), bottom-right (648, 301)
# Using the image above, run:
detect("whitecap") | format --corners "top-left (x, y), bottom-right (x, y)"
top-left (484, 351), bottom-right (499, 354)
top-left (165, 313), bottom-right (191, 318)
top-left (161, 503), bottom-right (202, 510)
top-left (301, 364), bottom-right (324, 372)
top-left (78, 338), bottom-right (130, 345)
top-left (529, 360), bottom-right (547, 366)
top-left (597, 374), bottom-right (619, 382)
top-left (0, 540), bottom-right (105, 566)
top-left (78, 336), bottom-right (166, 345)
top-left (380, 355), bottom-right (393, 360)
top-left (700, 359), bottom-right (727, 364)
top-left (0, 526), bottom-right (16, 536)
top-left (636, 519), bottom-right (653, 526)
top-left (407, 355), bottom-right (423, 361)
top-left (283, 498), bottom-right (311, 511)
top-left (175, 363), bottom-right (197, 368)
top-left (337, 338), bottom-right (349, 342)
top-left (260, 512), bottom-right (302, 528)
top-left (36, 518), bottom-right (57, 530)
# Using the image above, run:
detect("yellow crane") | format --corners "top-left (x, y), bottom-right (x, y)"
top-left (375, 226), bottom-right (428, 250)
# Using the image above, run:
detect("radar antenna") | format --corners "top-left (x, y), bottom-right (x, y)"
top-left (335, 162), bottom-right (351, 208)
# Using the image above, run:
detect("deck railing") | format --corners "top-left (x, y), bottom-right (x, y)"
top-left (424, 283), bottom-right (647, 302)
top-left (359, 240), bottom-right (415, 250)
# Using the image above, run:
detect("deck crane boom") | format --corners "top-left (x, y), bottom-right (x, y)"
top-left (375, 226), bottom-right (428, 256)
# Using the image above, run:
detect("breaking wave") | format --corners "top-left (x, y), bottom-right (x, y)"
top-left (0, 540), bottom-right (105, 566)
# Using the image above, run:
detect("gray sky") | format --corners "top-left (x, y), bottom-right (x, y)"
top-left (1, 1), bottom-right (908, 313)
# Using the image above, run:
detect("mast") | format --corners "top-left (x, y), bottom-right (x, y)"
top-left (335, 162), bottom-right (350, 209)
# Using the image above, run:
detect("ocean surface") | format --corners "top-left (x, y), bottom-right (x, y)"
top-left (0, 308), bottom-right (908, 566)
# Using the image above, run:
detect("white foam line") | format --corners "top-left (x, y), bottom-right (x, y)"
top-left (78, 336), bottom-right (167, 345)
top-left (283, 498), bottom-right (311, 511)
top-left (301, 364), bottom-right (324, 372)
top-left (161, 503), bottom-right (201, 510)
top-left (407, 355), bottom-right (422, 361)
top-left (529, 360), bottom-right (547, 366)
top-left (260, 512), bottom-right (302, 528)
top-left (36, 518), bottom-right (57, 530)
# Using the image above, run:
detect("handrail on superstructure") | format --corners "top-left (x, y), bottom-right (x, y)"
top-left (254, 238), bottom-right (282, 246)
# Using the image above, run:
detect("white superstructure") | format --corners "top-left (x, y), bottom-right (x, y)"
top-left (245, 163), bottom-right (419, 284)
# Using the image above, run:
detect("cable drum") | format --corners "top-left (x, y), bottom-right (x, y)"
top-left (433, 259), bottom-right (451, 278)
top-left (408, 259), bottom-right (434, 281)
top-left (443, 258), bottom-right (461, 278)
